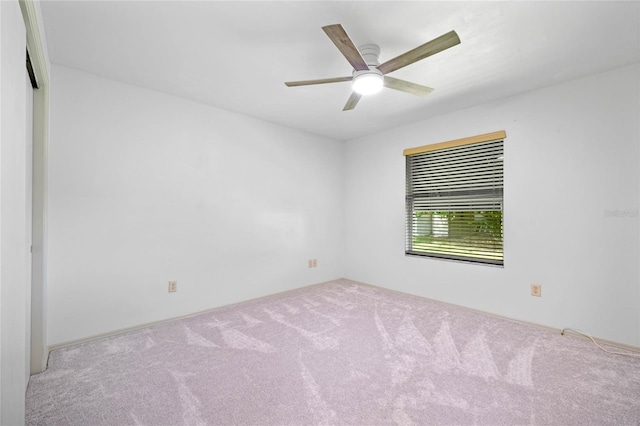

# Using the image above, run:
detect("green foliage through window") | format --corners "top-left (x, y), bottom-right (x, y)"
top-left (411, 211), bottom-right (503, 262)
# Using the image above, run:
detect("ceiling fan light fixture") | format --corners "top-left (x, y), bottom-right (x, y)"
top-left (352, 70), bottom-right (383, 95)
top-left (285, 25), bottom-right (461, 110)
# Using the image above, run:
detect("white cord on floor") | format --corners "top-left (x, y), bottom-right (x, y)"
top-left (561, 328), bottom-right (640, 358)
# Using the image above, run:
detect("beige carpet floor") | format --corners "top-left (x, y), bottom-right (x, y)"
top-left (26, 279), bottom-right (640, 425)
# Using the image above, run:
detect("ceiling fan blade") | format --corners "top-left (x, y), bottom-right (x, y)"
top-left (285, 76), bottom-right (352, 87)
top-left (377, 30), bottom-right (460, 75)
top-left (343, 92), bottom-right (362, 111)
top-left (384, 76), bottom-right (434, 97)
top-left (322, 24), bottom-right (369, 71)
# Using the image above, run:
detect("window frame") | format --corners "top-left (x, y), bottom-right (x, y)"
top-left (404, 131), bottom-right (506, 266)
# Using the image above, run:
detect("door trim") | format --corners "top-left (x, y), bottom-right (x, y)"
top-left (19, 0), bottom-right (50, 374)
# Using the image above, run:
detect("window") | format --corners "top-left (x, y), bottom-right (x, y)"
top-left (404, 131), bottom-right (505, 265)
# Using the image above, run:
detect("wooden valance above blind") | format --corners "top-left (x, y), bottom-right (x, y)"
top-left (403, 130), bottom-right (507, 156)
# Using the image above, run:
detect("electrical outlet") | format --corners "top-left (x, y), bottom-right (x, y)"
top-left (168, 280), bottom-right (177, 293)
top-left (531, 284), bottom-right (541, 297)
top-left (312, 259), bottom-right (317, 268)
top-left (308, 259), bottom-right (313, 268)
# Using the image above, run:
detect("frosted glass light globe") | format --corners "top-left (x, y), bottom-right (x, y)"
top-left (352, 71), bottom-right (383, 95)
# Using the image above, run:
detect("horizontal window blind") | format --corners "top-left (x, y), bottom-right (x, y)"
top-left (405, 133), bottom-right (504, 265)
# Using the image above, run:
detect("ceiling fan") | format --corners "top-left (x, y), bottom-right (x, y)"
top-left (285, 24), bottom-right (460, 111)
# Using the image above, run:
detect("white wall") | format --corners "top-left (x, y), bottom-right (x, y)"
top-left (47, 61), bottom-right (639, 348)
top-left (0, 0), bottom-right (29, 423)
top-left (344, 63), bottom-right (640, 347)
top-left (48, 65), bottom-right (344, 346)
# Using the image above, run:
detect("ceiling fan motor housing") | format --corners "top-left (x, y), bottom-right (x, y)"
top-left (351, 44), bottom-right (384, 95)
top-left (358, 44), bottom-right (381, 67)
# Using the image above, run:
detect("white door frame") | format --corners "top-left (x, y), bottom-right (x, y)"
top-left (19, 0), bottom-right (49, 374)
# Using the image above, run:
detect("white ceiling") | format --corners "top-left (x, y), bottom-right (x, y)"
top-left (40, 1), bottom-right (640, 141)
